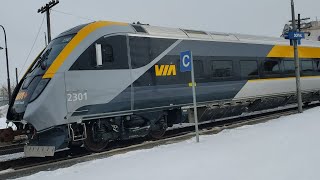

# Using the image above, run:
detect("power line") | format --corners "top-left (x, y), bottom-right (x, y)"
top-left (19, 15), bottom-right (45, 77)
top-left (51, 9), bottom-right (95, 22)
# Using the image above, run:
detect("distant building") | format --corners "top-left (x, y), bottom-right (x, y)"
top-left (304, 21), bottom-right (320, 41)
top-left (282, 19), bottom-right (320, 41)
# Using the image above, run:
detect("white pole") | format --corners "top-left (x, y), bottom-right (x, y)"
top-left (291, 0), bottom-right (303, 113)
top-left (190, 52), bottom-right (200, 142)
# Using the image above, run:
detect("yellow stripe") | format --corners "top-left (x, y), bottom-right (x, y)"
top-left (248, 76), bottom-right (320, 83)
top-left (267, 45), bottom-right (320, 59)
top-left (43, 21), bottom-right (128, 79)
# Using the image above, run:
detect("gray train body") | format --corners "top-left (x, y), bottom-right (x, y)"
top-left (6, 21), bottom-right (320, 156)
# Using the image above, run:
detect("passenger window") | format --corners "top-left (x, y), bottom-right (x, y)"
top-left (301, 60), bottom-right (314, 74)
top-left (129, 37), bottom-right (176, 69)
top-left (263, 60), bottom-right (281, 75)
top-left (211, 60), bottom-right (233, 78)
top-left (283, 60), bottom-right (295, 74)
top-left (240, 60), bottom-right (258, 78)
top-left (314, 60), bottom-right (320, 72)
top-left (193, 60), bottom-right (204, 78)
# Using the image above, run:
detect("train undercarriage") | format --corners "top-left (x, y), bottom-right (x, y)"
top-left (1, 90), bottom-right (320, 156)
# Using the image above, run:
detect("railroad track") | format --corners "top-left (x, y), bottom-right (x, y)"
top-left (0, 103), bottom-right (318, 179)
top-left (0, 143), bottom-right (25, 156)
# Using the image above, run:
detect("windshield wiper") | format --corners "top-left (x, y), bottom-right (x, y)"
top-left (29, 48), bottom-right (52, 73)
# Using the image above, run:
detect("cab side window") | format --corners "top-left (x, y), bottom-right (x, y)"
top-left (70, 35), bottom-right (128, 70)
top-left (101, 44), bottom-right (113, 63)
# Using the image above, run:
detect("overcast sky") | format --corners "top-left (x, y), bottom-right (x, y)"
top-left (0, 0), bottom-right (319, 85)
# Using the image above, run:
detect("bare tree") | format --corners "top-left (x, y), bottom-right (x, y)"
top-left (0, 84), bottom-right (15, 102)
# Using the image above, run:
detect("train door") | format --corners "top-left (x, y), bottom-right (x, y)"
top-left (128, 36), bottom-right (181, 111)
top-left (65, 35), bottom-right (132, 119)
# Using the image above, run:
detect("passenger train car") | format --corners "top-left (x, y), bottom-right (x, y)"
top-left (6, 21), bottom-right (320, 157)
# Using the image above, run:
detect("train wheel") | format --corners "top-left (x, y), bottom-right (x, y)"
top-left (83, 122), bottom-right (109, 152)
top-left (149, 117), bottom-right (167, 139)
top-left (149, 128), bottom-right (166, 139)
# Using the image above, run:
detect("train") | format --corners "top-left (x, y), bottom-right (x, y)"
top-left (3, 20), bottom-right (320, 157)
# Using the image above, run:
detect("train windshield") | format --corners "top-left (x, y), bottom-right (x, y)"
top-left (28, 34), bottom-right (75, 76)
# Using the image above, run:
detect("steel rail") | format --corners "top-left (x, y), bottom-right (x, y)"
top-left (0, 143), bottom-right (25, 156)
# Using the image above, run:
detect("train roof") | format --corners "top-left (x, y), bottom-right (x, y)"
top-left (130, 23), bottom-right (320, 48)
top-left (56, 21), bottom-right (320, 48)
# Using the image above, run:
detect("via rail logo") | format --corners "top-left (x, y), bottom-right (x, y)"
top-left (180, 50), bottom-right (192, 72)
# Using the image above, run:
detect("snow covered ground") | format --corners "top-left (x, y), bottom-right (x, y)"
top-left (0, 106), bottom-right (24, 163)
top-left (14, 107), bottom-right (320, 180)
top-left (0, 105), bottom-right (8, 129)
top-left (0, 105), bottom-right (8, 118)
top-left (0, 117), bottom-right (7, 129)
top-left (0, 152), bottom-right (24, 162)
top-left (0, 105), bottom-right (16, 130)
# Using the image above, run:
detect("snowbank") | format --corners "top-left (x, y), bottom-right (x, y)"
top-left (0, 105), bottom-right (8, 129)
top-left (0, 117), bottom-right (7, 129)
top-left (0, 152), bottom-right (24, 162)
top-left (0, 105), bottom-right (8, 118)
top-left (17, 107), bottom-right (320, 180)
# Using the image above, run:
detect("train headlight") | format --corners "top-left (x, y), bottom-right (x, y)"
top-left (29, 78), bottom-right (50, 102)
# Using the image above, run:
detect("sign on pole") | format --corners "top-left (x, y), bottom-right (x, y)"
top-left (180, 50), bottom-right (200, 142)
top-left (180, 51), bottom-right (192, 72)
top-left (284, 31), bottom-right (305, 45)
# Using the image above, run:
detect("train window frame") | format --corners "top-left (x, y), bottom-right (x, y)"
top-left (313, 59), bottom-right (320, 74)
top-left (301, 59), bottom-right (314, 76)
top-left (210, 60), bottom-right (234, 79)
top-left (283, 60), bottom-right (296, 76)
top-left (193, 60), bottom-right (205, 80)
top-left (239, 60), bottom-right (259, 79)
top-left (101, 44), bottom-right (114, 63)
top-left (70, 34), bottom-right (128, 70)
top-left (263, 59), bottom-right (282, 77)
top-left (129, 36), bottom-right (176, 69)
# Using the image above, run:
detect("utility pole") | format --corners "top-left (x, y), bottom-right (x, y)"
top-left (298, 14), bottom-right (301, 32)
top-left (291, 0), bottom-right (303, 113)
top-left (15, 68), bottom-right (18, 86)
top-left (38, 0), bottom-right (59, 43)
top-left (44, 32), bottom-right (48, 46)
top-left (0, 25), bottom-right (12, 104)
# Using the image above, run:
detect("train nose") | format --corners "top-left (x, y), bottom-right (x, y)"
top-left (11, 76), bottom-right (42, 115)
top-left (9, 76), bottom-right (50, 121)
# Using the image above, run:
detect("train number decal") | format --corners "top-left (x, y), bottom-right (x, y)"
top-left (67, 92), bottom-right (88, 102)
